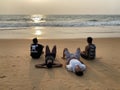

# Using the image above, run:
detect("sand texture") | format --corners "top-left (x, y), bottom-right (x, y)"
top-left (0, 38), bottom-right (120, 90)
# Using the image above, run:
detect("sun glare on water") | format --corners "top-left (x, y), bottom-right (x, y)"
top-left (31, 15), bottom-right (44, 23)
top-left (34, 27), bottom-right (44, 36)
top-left (35, 30), bottom-right (42, 35)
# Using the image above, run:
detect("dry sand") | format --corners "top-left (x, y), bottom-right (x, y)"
top-left (0, 38), bottom-right (120, 90)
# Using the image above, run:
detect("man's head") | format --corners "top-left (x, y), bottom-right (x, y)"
top-left (87, 37), bottom-right (93, 44)
top-left (46, 59), bottom-right (53, 68)
top-left (75, 65), bottom-right (83, 76)
top-left (33, 38), bottom-right (38, 44)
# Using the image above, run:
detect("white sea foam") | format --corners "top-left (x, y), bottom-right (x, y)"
top-left (0, 15), bottom-right (120, 29)
top-left (0, 15), bottom-right (120, 39)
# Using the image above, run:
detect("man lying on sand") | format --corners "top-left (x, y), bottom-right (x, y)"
top-left (35, 45), bottom-right (62, 68)
top-left (62, 48), bottom-right (86, 76)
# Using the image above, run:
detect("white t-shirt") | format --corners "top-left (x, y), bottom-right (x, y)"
top-left (66, 59), bottom-right (86, 72)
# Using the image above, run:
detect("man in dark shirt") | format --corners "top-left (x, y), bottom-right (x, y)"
top-left (35, 45), bottom-right (62, 68)
top-left (30, 38), bottom-right (44, 59)
top-left (81, 37), bottom-right (96, 60)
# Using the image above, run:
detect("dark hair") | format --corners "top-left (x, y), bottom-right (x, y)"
top-left (87, 37), bottom-right (93, 44)
top-left (33, 38), bottom-right (38, 44)
top-left (47, 62), bottom-right (53, 68)
top-left (75, 71), bottom-right (83, 76)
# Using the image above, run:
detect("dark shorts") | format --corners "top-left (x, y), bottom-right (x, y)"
top-left (81, 53), bottom-right (95, 60)
top-left (31, 53), bottom-right (41, 59)
top-left (45, 53), bottom-right (56, 59)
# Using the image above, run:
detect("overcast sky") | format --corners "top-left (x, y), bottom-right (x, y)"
top-left (0, 0), bottom-right (120, 15)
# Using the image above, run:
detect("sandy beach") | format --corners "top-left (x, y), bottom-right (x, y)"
top-left (0, 38), bottom-right (120, 90)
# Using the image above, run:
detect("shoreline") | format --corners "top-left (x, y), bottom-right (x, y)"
top-left (0, 35), bottom-right (119, 39)
top-left (0, 26), bottom-right (120, 39)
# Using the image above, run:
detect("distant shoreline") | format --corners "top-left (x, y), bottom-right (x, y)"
top-left (0, 26), bottom-right (120, 39)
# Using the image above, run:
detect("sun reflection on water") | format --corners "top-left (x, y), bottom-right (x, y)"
top-left (35, 30), bottom-right (42, 35)
top-left (34, 27), bottom-right (43, 36)
top-left (31, 15), bottom-right (45, 23)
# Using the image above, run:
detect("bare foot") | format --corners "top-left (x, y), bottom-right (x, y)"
top-left (61, 57), bottom-right (66, 59)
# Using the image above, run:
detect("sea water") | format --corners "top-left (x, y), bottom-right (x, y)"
top-left (0, 15), bottom-right (120, 39)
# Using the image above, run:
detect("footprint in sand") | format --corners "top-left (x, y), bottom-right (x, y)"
top-left (0, 75), bottom-right (7, 78)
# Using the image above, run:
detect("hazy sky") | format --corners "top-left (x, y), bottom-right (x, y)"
top-left (0, 0), bottom-right (120, 15)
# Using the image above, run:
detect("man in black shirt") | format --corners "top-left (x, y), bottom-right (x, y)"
top-left (81, 37), bottom-right (96, 60)
top-left (30, 38), bottom-right (44, 59)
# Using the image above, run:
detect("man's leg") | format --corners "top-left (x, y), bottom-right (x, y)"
top-left (75, 48), bottom-right (81, 60)
top-left (52, 45), bottom-right (56, 58)
top-left (62, 48), bottom-right (66, 59)
top-left (45, 45), bottom-right (52, 64)
top-left (45, 45), bottom-right (50, 57)
top-left (62, 48), bottom-right (71, 61)
top-left (81, 53), bottom-right (88, 59)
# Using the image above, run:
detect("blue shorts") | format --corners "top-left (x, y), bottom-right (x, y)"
top-left (64, 48), bottom-right (80, 61)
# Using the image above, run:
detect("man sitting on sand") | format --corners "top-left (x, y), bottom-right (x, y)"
top-left (62, 48), bottom-right (86, 76)
top-left (35, 45), bottom-right (62, 68)
top-left (30, 38), bottom-right (44, 59)
top-left (81, 37), bottom-right (96, 60)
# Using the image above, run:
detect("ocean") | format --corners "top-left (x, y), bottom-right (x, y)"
top-left (0, 15), bottom-right (120, 39)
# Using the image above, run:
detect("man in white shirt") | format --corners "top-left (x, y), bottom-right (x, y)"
top-left (62, 48), bottom-right (86, 76)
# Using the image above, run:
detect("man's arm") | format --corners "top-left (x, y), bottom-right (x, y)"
top-left (65, 59), bottom-right (71, 65)
top-left (35, 63), bottom-right (46, 68)
top-left (85, 45), bottom-right (89, 54)
top-left (80, 60), bottom-right (84, 64)
top-left (52, 63), bottom-right (63, 68)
